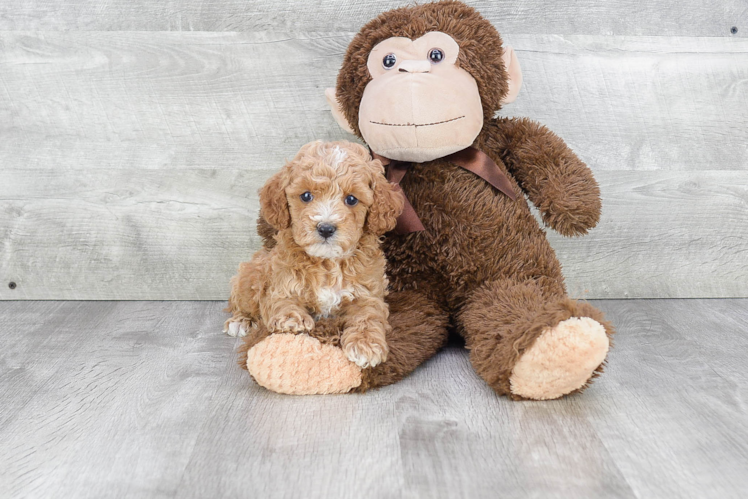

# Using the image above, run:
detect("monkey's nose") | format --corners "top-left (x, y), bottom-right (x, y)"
top-left (317, 223), bottom-right (337, 239)
top-left (398, 60), bottom-right (431, 73)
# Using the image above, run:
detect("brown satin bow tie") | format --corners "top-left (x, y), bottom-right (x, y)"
top-left (371, 147), bottom-right (518, 234)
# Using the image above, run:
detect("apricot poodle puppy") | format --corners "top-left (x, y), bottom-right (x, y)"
top-left (225, 140), bottom-right (404, 368)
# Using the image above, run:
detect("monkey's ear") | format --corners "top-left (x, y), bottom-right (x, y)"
top-left (325, 88), bottom-right (355, 135)
top-left (501, 46), bottom-right (523, 104)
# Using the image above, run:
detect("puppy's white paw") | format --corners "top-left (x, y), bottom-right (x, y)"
top-left (343, 338), bottom-right (388, 369)
top-left (226, 321), bottom-right (247, 337)
top-left (268, 311), bottom-right (315, 334)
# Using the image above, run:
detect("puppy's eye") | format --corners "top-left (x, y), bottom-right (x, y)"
top-left (300, 191), bottom-right (313, 203)
top-left (428, 48), bottom-right (444, 64)
top-left (382, 53), bottom-right (397, 69)
top-left (344, 194), bottom-right (358, 206)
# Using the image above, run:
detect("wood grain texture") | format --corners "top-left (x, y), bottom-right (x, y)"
top-left (0, 0), bottom-right (745, 37)
top-left (3, 33), bottom-right (746, 173)
top-left (1, 32), bottom-right (747, 299)
top-left (1, 169), bottom-right (746, 300)
top-left (1, 299), bottom-right (748, 497)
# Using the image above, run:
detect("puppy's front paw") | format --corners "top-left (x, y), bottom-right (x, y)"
top-left (226, 321), bottom-right (248, 337)
top-left (342, 335), bottom-right (388, 369)
top-left (267, 311), bottom-right (315, 334)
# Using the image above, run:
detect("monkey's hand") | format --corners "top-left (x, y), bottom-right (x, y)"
top-left (533, 163), bottom-right (602, 237)
top-left (491, 117), bottom-right (602, 236)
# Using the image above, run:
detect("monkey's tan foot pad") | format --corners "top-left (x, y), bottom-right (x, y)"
top-left (510, 317), bottom-right (609, 400)
top-left (246, 333), bottom-right (363, 395)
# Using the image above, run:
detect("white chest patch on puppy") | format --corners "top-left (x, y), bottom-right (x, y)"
top-left (316, 286), bottom-right (355, 318)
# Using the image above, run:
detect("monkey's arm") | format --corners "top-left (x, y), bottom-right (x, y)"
top-left (487, 117), bottom-right (601, 236)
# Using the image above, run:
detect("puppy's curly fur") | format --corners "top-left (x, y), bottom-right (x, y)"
top-left (225, 140), bottom-right (404, 369)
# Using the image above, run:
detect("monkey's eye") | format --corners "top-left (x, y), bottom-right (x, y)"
top-left (344, 194), bottom-right (359, 206)
top-left (428, 48), bottom-right (444, 64)
top-left (382, 53), bottom-right (397, 69)
top-left (300, 191), bottom-right (313, 203)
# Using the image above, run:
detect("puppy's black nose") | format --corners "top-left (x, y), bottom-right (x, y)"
top-left (317, 223), bottom-right (337, 239)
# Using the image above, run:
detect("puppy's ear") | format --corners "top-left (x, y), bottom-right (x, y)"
top-left (259, 166), bottom-right (291, 230)
top-left (365, 172), bottom-right (405, 236)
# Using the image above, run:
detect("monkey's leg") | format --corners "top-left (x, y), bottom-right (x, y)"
top-left (238, 319), bottom-right (364, 396)
top-left (456, 278), bottom-right (614, 400)
top-left (356, 289), bottom-right (450, 392)
top-left (237, 289), bottom-right (449, 394)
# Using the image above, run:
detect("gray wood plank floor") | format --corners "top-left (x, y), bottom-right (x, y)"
top-left (1, 299), bottom-right (747, 498)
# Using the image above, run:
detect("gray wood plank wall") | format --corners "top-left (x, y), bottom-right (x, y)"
top-left (1, 2), bottom-right (747, 300)
top-left (1, 0), bottom-right (746, 35)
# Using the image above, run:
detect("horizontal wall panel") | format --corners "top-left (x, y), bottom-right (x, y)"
top-left (1, 33), bottom-right (746, 173)
top-left (0, 0), bottom-right (745, 37)
top-left (1, 168), bottom-right (746, 299)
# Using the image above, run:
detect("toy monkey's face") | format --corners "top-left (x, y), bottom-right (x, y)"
top-left (358, 32), bottom-right (483, 163)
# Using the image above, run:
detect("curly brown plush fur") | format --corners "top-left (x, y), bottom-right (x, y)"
top-left (242, 0), bottom-right (614, 399)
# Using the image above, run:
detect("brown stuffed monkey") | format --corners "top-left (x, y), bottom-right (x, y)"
top-left (238, 0), bottom-right (614, 400)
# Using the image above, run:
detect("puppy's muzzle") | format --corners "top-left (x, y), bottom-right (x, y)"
top-left (317, 223), bottom-right (337, 239)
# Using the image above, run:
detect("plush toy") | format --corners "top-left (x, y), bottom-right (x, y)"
top-left (238, 0), bottom-right (614, 400)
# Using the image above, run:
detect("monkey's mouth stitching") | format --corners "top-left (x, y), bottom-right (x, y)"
top-left (369, 116), bottom-right (465, 127)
